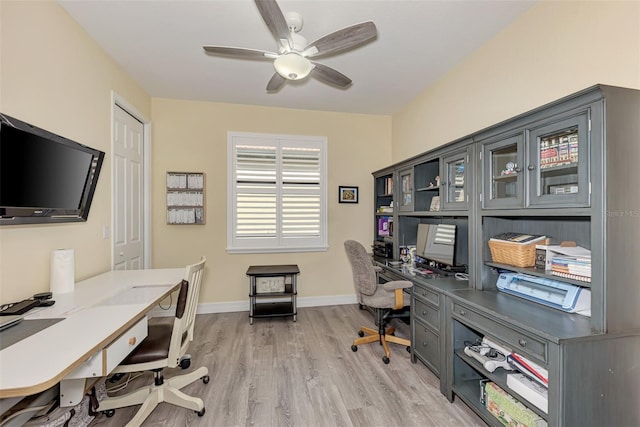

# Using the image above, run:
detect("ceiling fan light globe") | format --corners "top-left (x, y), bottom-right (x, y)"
top-left (274, 53), bottom-right (313, 80)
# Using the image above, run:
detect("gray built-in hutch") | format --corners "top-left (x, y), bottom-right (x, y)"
top-left (372, 85), bottom-right (639, 426)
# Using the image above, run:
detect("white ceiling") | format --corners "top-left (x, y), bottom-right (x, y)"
top-left (58, 0), bottom-right (537, 115)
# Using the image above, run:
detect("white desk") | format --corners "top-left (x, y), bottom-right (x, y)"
top-left (0, 268), bottom-right (184, 404)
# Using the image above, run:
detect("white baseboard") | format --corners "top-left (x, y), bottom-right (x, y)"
top-left (149, 294), bottom-right (358, 317)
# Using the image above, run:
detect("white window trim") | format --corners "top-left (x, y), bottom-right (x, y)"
top-left (227, 131), bottom-right (328, 254)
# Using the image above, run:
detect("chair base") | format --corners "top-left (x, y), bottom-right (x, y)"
top-left (352, 325), bottom-right (410, 363)
top-left (98, 366), bottom-right (209, 427)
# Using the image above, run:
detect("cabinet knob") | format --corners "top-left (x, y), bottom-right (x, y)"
top-left (527, 164), bottom-right (535, 171)
top-left (128, 337), bottom-right (137, 346)
top-left (423, 341), bottom-right (429, 347)
top-left (422, 310), bottom-right (428, 316)
top-left (518, 338), bottom-right (527, 347)
top-left (459, 309), bottom-right (467, 316)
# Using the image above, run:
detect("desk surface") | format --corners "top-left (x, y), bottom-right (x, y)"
top-left (0, 268), bottom-right (184, 398)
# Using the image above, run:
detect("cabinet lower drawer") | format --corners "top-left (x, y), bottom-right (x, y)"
top-left (413, 319), bottom-right (440, 375)
top-left (413, 297), bottom-right (439, 332)
top-left (451, 302), bottom-right (547, 363)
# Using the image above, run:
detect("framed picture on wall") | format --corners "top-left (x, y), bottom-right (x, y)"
top-left (339, 186), bottom-right (359, 203)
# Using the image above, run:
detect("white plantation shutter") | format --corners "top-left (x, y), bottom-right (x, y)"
top-left (228, 132), bottom-right (327, 253)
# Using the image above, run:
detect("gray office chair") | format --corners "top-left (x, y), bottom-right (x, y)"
top-left (98, 257), bottom-right (208, 426)
top-left (344, 240), bottom-right (412, 364)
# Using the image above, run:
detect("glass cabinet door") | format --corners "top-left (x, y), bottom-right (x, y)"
top-left (398, 167), bottom-right (413, 211)
top-left (442, 149), bottom-right (469, 210)
top-left (482, 133), bottom-right (524, 209)
top-left (528, 112), bottom-right (590, 207)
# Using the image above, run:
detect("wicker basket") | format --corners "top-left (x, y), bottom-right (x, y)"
top-left (488, 239), bottom-right (544, 268)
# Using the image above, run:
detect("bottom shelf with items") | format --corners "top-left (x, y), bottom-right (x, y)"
top-left (452, 319), bottom-right (549, 426)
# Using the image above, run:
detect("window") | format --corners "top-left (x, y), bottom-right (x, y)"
top-left (227, 132), bottom-right (327, 253)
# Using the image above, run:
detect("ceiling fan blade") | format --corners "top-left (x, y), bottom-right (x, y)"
top-left (203, 46), bottom-right (276, 60)
top-left (303, 21), bottom-right (377, 58)
top-left (311, 63), bottom-right (352, 88)
top-left (254, 0), bottom-right (293, 49)
top-left (266, 73), bottom-right (287, 91)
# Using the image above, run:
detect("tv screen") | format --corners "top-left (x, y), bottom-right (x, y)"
top-left (0, 113), bottom-right (105, 225)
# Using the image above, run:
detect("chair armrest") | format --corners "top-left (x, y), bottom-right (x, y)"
top-left (382, 280), bottom-right (412, 291)
top-left (382, 280), bottom-right (412, 310)
top-left (373, 266), bottom-right (383, 273)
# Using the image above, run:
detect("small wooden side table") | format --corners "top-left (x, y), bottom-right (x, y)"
top-left (246, 264), bottom-right (299, 324)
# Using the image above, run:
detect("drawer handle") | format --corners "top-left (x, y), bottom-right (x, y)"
top-left (459, 309), bottom-right (467, 316)
top-left (422, 292), bottom-right (428, 297)
top-left (422, 310), bottom-right (428, 316)
top-left (422, 342), bottom-right (429, 347)
top-left (518, 338), bottom-right (527, 347)
top-left (128, 337), bottom-right (137, 346)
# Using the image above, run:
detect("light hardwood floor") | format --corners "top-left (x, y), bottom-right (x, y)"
top-left (91, 305), bottom-right (485, 426)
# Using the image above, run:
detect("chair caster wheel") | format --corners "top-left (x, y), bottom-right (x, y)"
top-left (382, 356), bottom-right (390, 364)
top-left (202, 375), bottom-right (210, 384)
top-left (357, 330), bottom-right (365, 337)
top-left (103, 409), bottom-right (115, 417)
top-left (351, 345), bottom-right (358, 352)
top-left (179, 358), bottom-right (191, 369)
top-left (406, 346), bottom-right (411, 353)
top-left (196, 408), bottom-right (205, 417)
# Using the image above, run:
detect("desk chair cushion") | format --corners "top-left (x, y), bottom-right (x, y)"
top-left (360, 282), bottom-right (411, 309)
top-left (120, 280), bottom-right (189, 366)
top-left (121, 323), bottom-right (172, 365)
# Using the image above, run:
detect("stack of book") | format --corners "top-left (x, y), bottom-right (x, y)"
top-left (550, 254), bottom-right (591, 282)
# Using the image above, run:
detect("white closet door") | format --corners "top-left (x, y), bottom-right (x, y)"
top-left (113, 105), bottom-right (144, 270)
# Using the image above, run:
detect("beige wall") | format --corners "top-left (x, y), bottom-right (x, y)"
top-left (2, 0), bottom-right (638, 307)
top-left (392, 0), bottom-right (640, 161)
top-left (0, 1), bottom-right (151, 302)
top-left (150, 99), bottom-right (391, 304)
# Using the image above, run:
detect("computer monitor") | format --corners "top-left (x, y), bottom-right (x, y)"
top-left (416, 223), bottom-right (456, 267)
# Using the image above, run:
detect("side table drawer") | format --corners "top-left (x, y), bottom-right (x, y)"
top-left (413, 282), bottom-right (439, 307)
top-left (413, 319), bottom-right (440, 374)
top-left (451, 302), bottom-right (547, 363)
top-left (413, 298), bottom-right (439, 332)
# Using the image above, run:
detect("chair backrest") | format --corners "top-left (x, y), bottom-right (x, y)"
top-left (167, 256), bottom-right (206, 367)
top-left (344, 240), bottom-right (377, 296)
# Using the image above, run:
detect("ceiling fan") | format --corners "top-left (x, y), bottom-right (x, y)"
top-left (203, 0), bottom-right (377, 91)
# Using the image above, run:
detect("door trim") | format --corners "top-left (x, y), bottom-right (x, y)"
top-left (110, 91), bottom-right (152, 269)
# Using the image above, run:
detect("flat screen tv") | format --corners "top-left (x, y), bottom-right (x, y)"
top-left (0, 113), bottom-right (105, 225)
